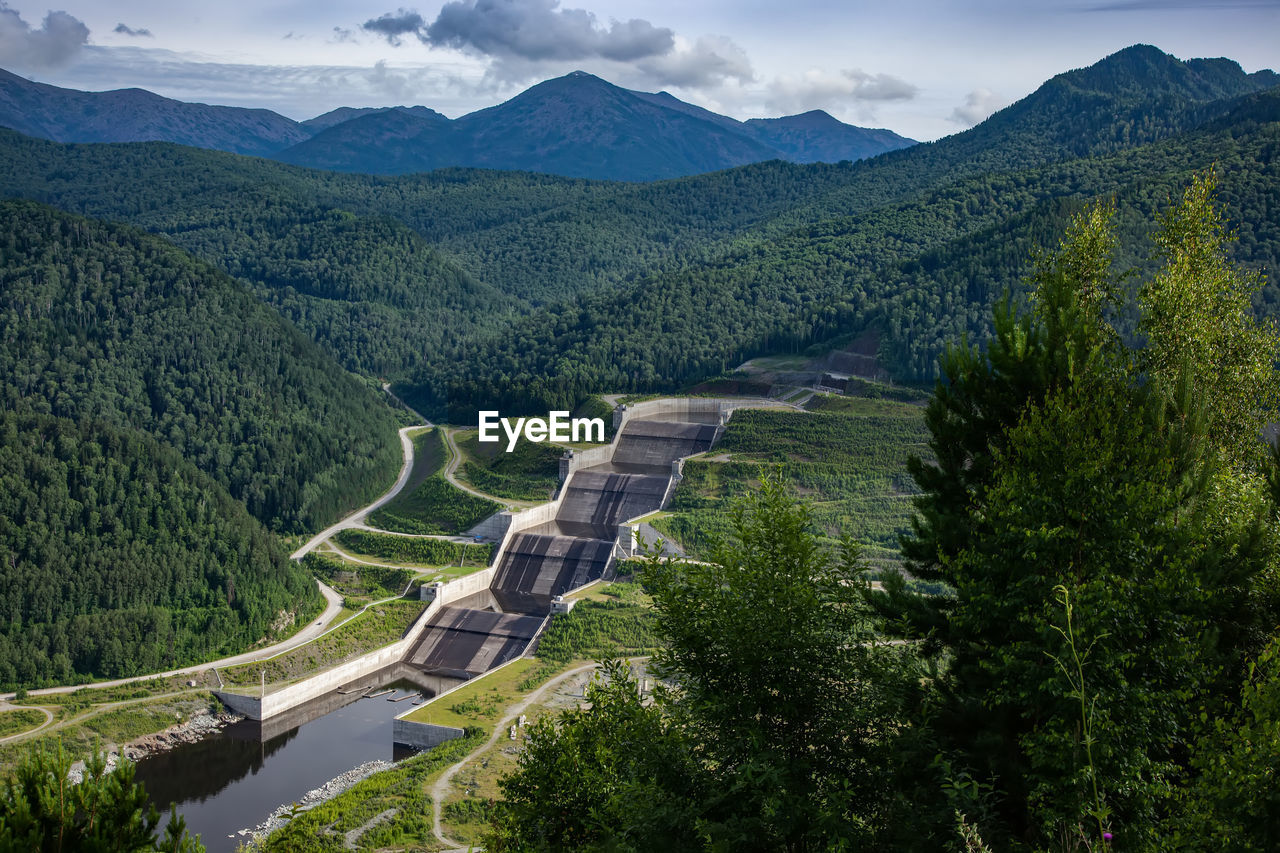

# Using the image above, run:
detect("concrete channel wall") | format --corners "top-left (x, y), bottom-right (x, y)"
top-left (215, 595), bottom-right (446, 720)
top-left (392, 615), bottom-right (547, 748)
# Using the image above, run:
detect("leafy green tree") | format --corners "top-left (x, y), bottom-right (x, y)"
top-left (483, 659), bottom-right (700, 852)
top-left (643, 474), bottom-right (917, 851)
top-left (1173, 638), bottom-right (1280, 851)
top-left (890, 176), bottom-right (1280, 849)
top-left (1138, 168), bottom-right (1280, 468)
top-left (487, 477), bottom-right (917, 851)
top-left (0, 744), bottom-right (203, 852)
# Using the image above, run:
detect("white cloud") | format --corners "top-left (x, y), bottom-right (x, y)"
top-left (0, 2), bottom-right (89, 72)
top-left (766, 67), bottom-right (919, 117)
top-left (949, 88), bottom-right (1008, 125)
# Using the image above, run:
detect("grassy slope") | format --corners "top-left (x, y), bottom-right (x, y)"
top-left (454, 430), bottom-right (563, 502)
top-left (368, 428), bottom-right (502, 534)
top-left (652, 397), bottom-right (930, 568)
top-left (220, 599), bottom-right (427, 687)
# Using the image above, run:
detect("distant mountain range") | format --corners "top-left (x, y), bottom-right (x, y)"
top-left (0, 67), bottom-right (914, 180)
top-left (0, 67), bottom-right (310, 156)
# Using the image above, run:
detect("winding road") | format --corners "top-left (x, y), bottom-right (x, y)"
top-left (0, 703), bottom-right (54, 744)
top-left (439, 426), bottom-right (524, 507)
top-left (291, 425), bottom-right (428, 560)
top-left (2, 421), bottom-right (429, 703)
top-left (0, 580), bottom-right (344, 701)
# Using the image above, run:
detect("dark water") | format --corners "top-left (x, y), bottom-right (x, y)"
top-left (135, 686), bottom-right (426, 853)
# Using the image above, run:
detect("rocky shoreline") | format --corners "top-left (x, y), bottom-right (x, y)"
top-left (121, 711), bottom-right (244, 762)
top-left (67, 710), bottom-right (243, 783)
top-left (236, 759), bottom-right (395, 847)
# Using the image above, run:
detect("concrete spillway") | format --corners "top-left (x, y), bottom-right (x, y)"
top-left (215, 400), bottom-right (740, 726)
top-left (608, 420), bottom-right (719, 475)
top-left (406, 414), bottom-right (721, 680)
top-left (485, 417), bottom-right (714, 610)
top-left (405, 607), bottom-right (545, 679)
top-left (492, 532), bottom-right (614, 613)
top-left (551, 471), bottom-right (670, 538)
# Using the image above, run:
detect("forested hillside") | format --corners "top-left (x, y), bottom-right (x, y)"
top-left (405, 91), bottom-right (1280, 415)
top-left (0, 201), bottom-right (402, 531)
top-left (0, 46), bottom-right (1275, 420)
top-left (0, 409), bottom-right (318, 688)
top-left (0, 201), bottom-right (426, 686)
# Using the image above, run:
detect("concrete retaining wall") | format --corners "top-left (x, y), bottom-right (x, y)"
top-left (467, 512), bottom-right (511, 541)
top-left (611, 397), bottom-right (731, 431)
top-left (392, 720), bottom-right (466, 749)
top-left (216, 596), bottom-right (445, 720)
top-left (438, 567), bottom-right (497, 606)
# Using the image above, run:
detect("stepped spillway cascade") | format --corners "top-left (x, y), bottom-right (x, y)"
top-left (405, 608), bottom-right (546, 679)
top-left (492, 533), bottom-right (614, 613)
top-left (551, 471), bottom-right (670, 538)
top-left (214, 400), bottom-right (740, 725)
top-left (405, 412), bottom-right (721, 681)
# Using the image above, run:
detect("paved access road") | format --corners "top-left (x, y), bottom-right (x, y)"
top-left (0, 580), bottom-right (344, 701)
top-left (291, 425), bottom-right (428, 560)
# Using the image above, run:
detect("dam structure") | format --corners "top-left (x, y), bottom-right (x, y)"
top-left (215, 398), bottom-right (733, 723)
top-left (402, 404), bottom-right (721, 679)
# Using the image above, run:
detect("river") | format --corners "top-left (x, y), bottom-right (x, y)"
top-left (134, 683), bottom-right (430, 853)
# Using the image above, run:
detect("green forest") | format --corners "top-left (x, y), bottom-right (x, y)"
top-left (483, 175), bottom-right (1280, 853)
top-left (0, 48), bottom-right (1274, 422)
top-left (0, 201), bottom-right (407, 687)
top-left (0, 201), bottom-right (402, 531)
top-left (0, 409), bottom-right (319, 687)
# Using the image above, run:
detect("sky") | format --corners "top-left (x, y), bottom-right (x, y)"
top-left (0, 0), bottom-right (1277, 141)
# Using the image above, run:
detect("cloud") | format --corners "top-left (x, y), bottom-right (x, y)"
top-left (423, 0), bottom-right (674, 62)
top-left (361, 0), bottom-right (678, 64)
top-left (367, 59), bottom-right (420, 100)
top-left (362, 9), bottom-right (428, 46)
top-left (0, 2), bottom-right (89, 71)
top-left (949, 88), bottom-right (1008, 125)
top-left (113, 23), bottom-right (152, 39)
top-left (48, 45), bottom-right (486, 120)
top-left (636, 35), bottom-right (753, 88)
top-left (331, 27), bottom-right (356, 43)
top-left (766, 68), bottom-right (918, 116)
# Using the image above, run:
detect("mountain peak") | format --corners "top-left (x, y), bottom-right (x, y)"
top-left (1050, 43), bottom-right (1267, 101)
top-left (748, 110), bottom-right (843, 130)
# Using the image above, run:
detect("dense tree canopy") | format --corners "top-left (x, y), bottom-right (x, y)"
top-left (0, 745), bottom-right (203, 852)
top-left (0, 201), bottom-right (401, 532)
top-left (484, 177), bottom-right (1280, 851)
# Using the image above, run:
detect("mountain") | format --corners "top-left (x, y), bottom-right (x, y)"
top-left (301, 104), bottom-right (448, 132)
top-left (404, 86), bottom-right (1280, 419)
top-left (0, 45), bottom-right (1273, 416)
top-left (0, 200), bottom-right (410, 686)
top-left (276, 71), bottom-right (916, 180)
top-left (0, 67), bottom-right (309, 156)
top-left (0, 197), bottom-right (404, 533)
top-left (745, 110), bottom-right (914, 163)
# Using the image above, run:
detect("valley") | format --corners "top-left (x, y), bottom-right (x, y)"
top-left (0, 36), bottom-right (1278, 852)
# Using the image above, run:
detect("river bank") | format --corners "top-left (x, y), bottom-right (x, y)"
top-left (236, 759), bottom-right (394, 848)
top-left (67, 710), bottom-right (244, 783)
